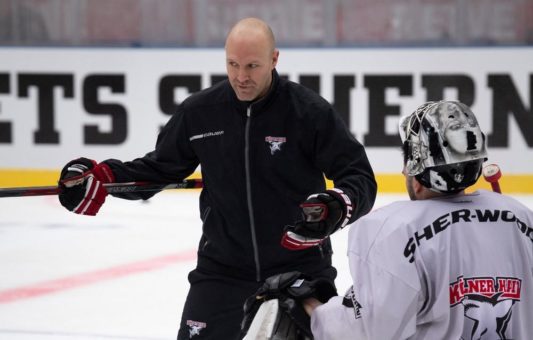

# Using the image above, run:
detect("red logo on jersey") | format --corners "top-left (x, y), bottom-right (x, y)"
top-left (450, 276), bottom-right (521, 339)
top-left (449, 276), bottom-right (521, 306)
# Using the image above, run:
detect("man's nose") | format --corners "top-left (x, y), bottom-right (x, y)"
top-left (237, 68), bottom-right (249, 82)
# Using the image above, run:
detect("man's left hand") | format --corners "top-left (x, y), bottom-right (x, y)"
top-left (282, 189), bottom-right (352, 250)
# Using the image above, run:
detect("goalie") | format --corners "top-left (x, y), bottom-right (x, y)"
top-left (242, 100), bottom-right (533, 339)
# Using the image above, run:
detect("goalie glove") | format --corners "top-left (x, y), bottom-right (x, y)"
top-left (242, 299), bottom-right (309, 340)
top-left (58, 157), bottom-right (115, 216)
top-left (240, 271), bottom-right (337, 340)
top-left (282, 188), bottom-right (353, 250)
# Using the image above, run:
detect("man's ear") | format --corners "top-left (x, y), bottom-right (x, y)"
top-left (412, 176), bottom-right (425, 195)
top-left (271, 49), bottom-right (279, 69)
top-left (412, 176), bottom-right (440, 199)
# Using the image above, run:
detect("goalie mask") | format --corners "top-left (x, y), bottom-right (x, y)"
top-left (399, 100), bottom-right (487, 193)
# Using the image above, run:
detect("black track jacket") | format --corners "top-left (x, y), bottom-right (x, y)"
top-left (104, 70), bottom-right (377, 281)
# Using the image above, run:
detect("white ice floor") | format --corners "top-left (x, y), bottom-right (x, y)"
top-left (1, 191), bottom-right (532, 340)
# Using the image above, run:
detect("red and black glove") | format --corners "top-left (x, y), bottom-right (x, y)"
top-left (58, 157), bottom-right (115, 216)
top-left (282, 188), bottom-right (353, 250)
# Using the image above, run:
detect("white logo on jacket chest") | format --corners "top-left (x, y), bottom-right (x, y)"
top-left (189, 130), bottom-right (224, 141)
top-left (265, 136), bottom-right (286, 155)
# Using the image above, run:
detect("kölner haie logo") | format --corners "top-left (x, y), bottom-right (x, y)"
top-left (450, 276), bottom-right (521, 339)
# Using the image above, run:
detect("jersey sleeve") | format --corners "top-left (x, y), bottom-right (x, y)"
top-left (310, 295), bottom-right (368, 340)
top-left (311, 203), bottom-right (423, 339)
top-left (311, 254), bottom-right (420, 340)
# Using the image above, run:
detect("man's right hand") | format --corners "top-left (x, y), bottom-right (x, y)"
top-left (58, 157), bottom-right (115, 216)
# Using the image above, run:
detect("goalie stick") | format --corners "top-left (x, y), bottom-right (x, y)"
top-left (243, 299), bottom-right (280, 340)
top-left (0, 178), bottom-right (203, 198)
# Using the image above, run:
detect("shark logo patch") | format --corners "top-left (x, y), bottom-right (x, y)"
top-left (186, 320), bottom-right (207, 338)
top-left (450, 276), bottom-right (521, 339)
top-left (265, 136), bottom-right (286, 155)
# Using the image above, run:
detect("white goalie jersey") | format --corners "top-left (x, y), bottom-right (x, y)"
top-left (311, 190), bottom-right (533, 340)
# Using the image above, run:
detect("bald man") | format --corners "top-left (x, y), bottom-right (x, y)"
top-left (225, 18), bottom-right (278, 102)
top-left (56, 18), bottom-right (376, 339)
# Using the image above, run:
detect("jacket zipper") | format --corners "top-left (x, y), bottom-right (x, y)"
top-left (245, 105), bottom-right (262, 282)
top-left (200, 206), bottom-right (211, 251)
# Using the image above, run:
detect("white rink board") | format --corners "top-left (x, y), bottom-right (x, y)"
top-left (0, 47), bottom-right (532, 173)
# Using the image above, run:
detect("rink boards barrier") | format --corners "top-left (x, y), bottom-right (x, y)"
top-left (0, 169), bottom-right (531, 194)
top-left (0, 47), bottom-right (532, 193)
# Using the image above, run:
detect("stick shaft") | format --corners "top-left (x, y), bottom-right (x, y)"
top-left (0, 179), bottom-right (203, 198)
top-left (490, 181), bottom-right (501, 194)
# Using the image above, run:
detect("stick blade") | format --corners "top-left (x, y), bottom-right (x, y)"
top-left (482, 163), bottom-right (501, 182)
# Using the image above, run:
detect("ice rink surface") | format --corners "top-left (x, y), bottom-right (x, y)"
top-left (1, 190), bottom-right (532, 339)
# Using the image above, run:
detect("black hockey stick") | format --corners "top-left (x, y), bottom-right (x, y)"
top-left (0, 178), bottom-right (203, 198)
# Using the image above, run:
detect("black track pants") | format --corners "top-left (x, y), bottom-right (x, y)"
top-left (177, 268), bottom-right (261, 339)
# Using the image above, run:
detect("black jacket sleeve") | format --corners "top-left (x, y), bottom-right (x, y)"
top-left (313, 104), bottom-right (377, 223)
top-left (103, 106), bottom-right (199, 200)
